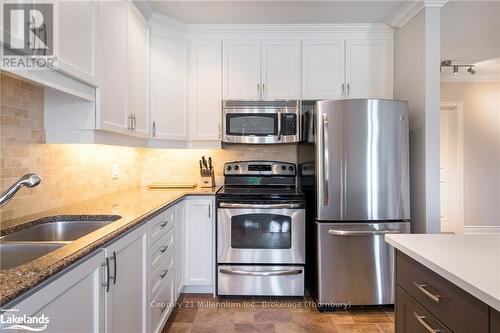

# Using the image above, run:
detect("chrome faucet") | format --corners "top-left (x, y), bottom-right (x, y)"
top-left (0, 173), bottom-right (41, 208)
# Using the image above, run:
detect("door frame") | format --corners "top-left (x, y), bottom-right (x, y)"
top-left (440, 101), bottom-right (465, 234)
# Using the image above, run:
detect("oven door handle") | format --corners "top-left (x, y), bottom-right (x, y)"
top-left (219, 203), bottom-right (302, 209)
top-left (219, 268), bottom-right (303, 276)
top-left (328, 229), bottom-right (402, 236)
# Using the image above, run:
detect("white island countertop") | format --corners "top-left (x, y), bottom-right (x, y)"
top-left (385, 234), bottom-right (500, 311)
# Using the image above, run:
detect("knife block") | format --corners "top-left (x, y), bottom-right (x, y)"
top-left (200, 169), bottom-right (215, 188)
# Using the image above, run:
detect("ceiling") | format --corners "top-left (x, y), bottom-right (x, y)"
top-left (441, 1), bottom-right (500, 63)
top-left (147, 1), bottom-right (406, 24)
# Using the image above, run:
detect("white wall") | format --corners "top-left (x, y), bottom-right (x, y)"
top-left (394, 7), bottom-right (441, 234)
top-left (441, 82), bottom-right (500, 227)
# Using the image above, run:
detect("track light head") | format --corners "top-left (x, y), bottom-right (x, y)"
top-left (453, 66), bottom-right (459, 74)
top-left (467, 66), bottom-right (476, 75)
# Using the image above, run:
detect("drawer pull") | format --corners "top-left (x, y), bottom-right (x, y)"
top-left (160, 221), bottom-right (168, 228)
top-left (414, 282), bottom-right (441, 302)
top-left (413, 312), bottom-right (443, 332)
top-left (160, 269), bottom-right (168, 279)
top-left (160, 245), bottom-right (169, 253)
top-left (161, 303), bottom-right (168, 313)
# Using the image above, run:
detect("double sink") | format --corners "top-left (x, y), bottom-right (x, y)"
top-left (0, 216), bottom-right (120, 270)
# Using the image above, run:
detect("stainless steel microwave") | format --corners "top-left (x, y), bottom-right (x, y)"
top-left (222, 100), bottom-right (300, 144)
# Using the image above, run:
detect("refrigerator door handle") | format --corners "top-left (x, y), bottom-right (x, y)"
top-left (328, 229), bottom-right (402, 236)
top-left (322, 113), bottom-right (329, 206)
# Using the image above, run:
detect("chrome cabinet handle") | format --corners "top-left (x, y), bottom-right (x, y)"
top-left (322, 113), bottom-right (329, 206)
top-left (262, 84), bottom-right (265, 98)
top-left (414, 282), bottom-right (441, 302)
top-left (161, 304), bottom-right (168, 313)
top-left (128, 114), bottom-right (133, 131)
top-left (219, 203), bottom-right (302, 209)
top-left (152, 121), bottom-right (156, 137)
top-left (132, 114), bottom-right (137, 132)
top-left (160, 221), bottom-right (168, 228)
top-left (341, 83), bottom-right (345, 97)
top-left (160, 245), bottom-right (168, 253)
top-left (219, 268), bottom-right (303, 276)
top-left (109, 251), bottom-right (117, 285)
top-left (328, 229), bottom-right (402, 236)
top-left (160, 269), bottom-right (168, 279)
top-left (101, 257), bottom-right (110, 292)
top-left (257, 83), bottom-right (260, 96)
top-left (347, 83), bottom-right (350, 98)
top-left (413, 312), bottom-right (443, 333)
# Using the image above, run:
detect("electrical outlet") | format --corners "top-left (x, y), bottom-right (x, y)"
top-left (111, 164), bottom-right (120, 179)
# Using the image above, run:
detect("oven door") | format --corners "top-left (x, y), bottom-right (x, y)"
top-left (217, 204), bottom-right (305, 264)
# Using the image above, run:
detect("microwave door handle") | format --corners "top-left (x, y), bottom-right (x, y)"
top-left (277, 109), bottom-right (282, 141)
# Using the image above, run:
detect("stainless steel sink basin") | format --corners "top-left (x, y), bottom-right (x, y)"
top-left (1, 219), bottom-right (117, 242)
top-left (0, 243), bottom-right (65, 270)
top-left (0, 215), bottom-right (121, 270)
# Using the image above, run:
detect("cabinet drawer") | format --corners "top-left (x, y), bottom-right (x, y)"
top-left (396, 251), bottom-right (489, 333)
top-left (396, 286), bottom-right (452, 333)
top-left (149, 228), bottom-right (174, 274)
top-left (150, 273), bottom-right (175, 333)
top-left (150, 249), bottom-right (174, 299)
top-left (149, 207), bottom-right (175, 246)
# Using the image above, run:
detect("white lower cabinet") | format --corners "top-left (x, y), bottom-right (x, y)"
top-left (103, 224), bottom-right (148, 333)
top-left (183, 197), bottom-right (215, 290)
top-left (2, 197), bottom-right (215, 333)
top-left (4, 251), bottom-right (105, 333)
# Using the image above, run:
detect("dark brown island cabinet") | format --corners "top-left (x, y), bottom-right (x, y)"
top-left (395, 250), bottom-right (500, 333)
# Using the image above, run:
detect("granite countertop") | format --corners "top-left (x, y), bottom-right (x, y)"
top-left (385, 234), bottom-right (500, 311)
top-left (0, 186), bottom-right (220, 306)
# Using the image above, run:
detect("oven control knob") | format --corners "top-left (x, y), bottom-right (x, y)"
top-left (281, 165), bottom-right (286, 171)
top-left (226, 165), bottom-right (232, 171)
top-left (289, 166), bottom-right (294, 172)
top-left (234, 165), bottom-right (239, 171)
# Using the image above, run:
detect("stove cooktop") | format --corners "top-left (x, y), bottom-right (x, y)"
top-left (217, 186), bottom-right (304, 202)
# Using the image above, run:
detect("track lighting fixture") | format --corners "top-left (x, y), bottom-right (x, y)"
top-left (440, 60), bottom-right (476, 75)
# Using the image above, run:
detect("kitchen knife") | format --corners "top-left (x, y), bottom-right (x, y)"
top-left (208, 157), bottom-right (213, 170)
top-left (199, 160), bottom-right (203, 171)
top-left (202, 156), bottom-right (208, 170)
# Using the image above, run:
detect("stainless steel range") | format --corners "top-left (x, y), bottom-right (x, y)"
top-left (216, 161), bottom-right (305, 296)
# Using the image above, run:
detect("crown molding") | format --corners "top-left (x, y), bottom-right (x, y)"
top-left (133, 0), bottom-right (153, 20)
top-left (188, 23), bottom-right (393, 34)
top-left (148, 14), bottom-right (393, 35)
top-left (389, 1), bottom-right (424, 28)
top-left (424, 0), bottom-right (448, 8)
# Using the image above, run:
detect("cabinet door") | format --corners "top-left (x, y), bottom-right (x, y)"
top-left (6, 251), bottom-right (105, 333)
top-left (302, 39), bottom-right (345, 100)
top-left (174, 202), bottom-right (185, 299)
top-left (222, 40), bottom-right (261, 100)
top-left (56, 0), bottom-right (97, 85)
top-left (262, 40), bottom-right (300, 100)
top-left (190, 40), bottom-right (222, 141)
top-left (105, 225), bottom-right (148, 333)
top-left (127, 3), bottom-right (149, 138)
top-left (345, 39), bottom-right (392, 99)
top-left (184, 199), bottom-right (214, 286)
top-left (151, 33), bottom-right (188, 140)
top-left (98, 0), bottom-right (129, 134)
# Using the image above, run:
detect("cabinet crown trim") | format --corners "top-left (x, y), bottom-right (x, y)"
top-left (150, 14), bottom-right (393, 34)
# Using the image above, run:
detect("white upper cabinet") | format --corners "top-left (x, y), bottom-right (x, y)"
top-left (97, 0), bottom-right (129, 134)
top-left (127, 3), bottom-right (150, 138)
top-left (150, 31), bottom-right (188, 141)
top-left (345, 39), bottom-right (392, 99)
top-left (190, 40), bottom-right (222, 141)
top-left (222, 40), bottom-right (261, 100)
top-left (262, 40), bottom-right (300, 100)
top-left (302, 39), bottom-right (345, 100)
top-left (56, 0), bottom-right (98, 86)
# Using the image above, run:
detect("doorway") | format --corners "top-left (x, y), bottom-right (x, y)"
top-left (440, 102), bottom-right (465, 234)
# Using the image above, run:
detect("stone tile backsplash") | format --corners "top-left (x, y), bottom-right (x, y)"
top-left (0, 73), bottom-right (297, 221)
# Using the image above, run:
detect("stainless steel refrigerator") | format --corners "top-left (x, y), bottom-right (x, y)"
top-left (298, 99), bottom-right (411, 307)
